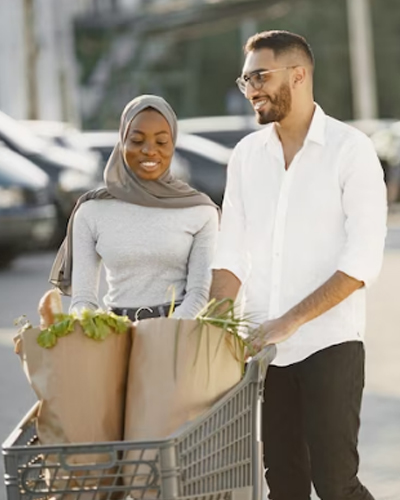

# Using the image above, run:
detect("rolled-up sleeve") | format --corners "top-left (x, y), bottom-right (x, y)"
top-left (337, 134), bottom-right (387, 287)
top-left (212, 145), bottom-right (250, 283)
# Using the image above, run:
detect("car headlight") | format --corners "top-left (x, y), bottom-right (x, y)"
top-left (59, 170), bottom-right (94, 192)
top-left (0, 186), bottom-right (25, 208)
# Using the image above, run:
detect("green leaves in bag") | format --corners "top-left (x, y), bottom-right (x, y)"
top-left (37, 310), bottom-right (131, 349)
top-left (37, 313), bottom-right (75, 348)
top-left (79, 309), bottom-right (131, 340)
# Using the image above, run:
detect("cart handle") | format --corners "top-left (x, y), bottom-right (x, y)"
top-left (59, 448), bottom-right (118, 470)
top-left (251, 344), bottom-right (276, 364)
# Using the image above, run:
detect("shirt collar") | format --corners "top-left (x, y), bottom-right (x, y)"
top-left (306, 103), bottom-right (326, 145)
top-left (262, 103), bottom-right (326, 146)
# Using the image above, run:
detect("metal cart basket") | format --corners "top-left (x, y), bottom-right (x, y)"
top-left (3, 346), bottom-right (276, 500)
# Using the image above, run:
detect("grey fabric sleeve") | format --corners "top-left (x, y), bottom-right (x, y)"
top-left (69, 204), bottom-right (102, 314)
top-left (172, 208), bottom-right (218, 319)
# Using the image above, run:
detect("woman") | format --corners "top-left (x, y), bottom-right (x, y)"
top-left (49, 95), bottom-right (218, 320)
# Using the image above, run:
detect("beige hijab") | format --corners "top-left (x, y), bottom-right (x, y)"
top-left (49, 94), bottom-right (217, 296)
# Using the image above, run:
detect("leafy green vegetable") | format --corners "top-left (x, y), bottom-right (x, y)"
top-left (51, 314), bottom-right (76, 337)
top-left (37, 328), bottom-right (57, 348)
top-left (37, 313), bottom-right (76, 348)
top-left (36, 309), bottom-right (131, 348)
top-left (172, 298), bottom-right (257, 379)
top-left (197, 298), bottom-right (259, 371)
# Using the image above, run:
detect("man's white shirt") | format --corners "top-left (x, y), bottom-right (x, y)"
top-left (212, 105), bottom-right (387, 366)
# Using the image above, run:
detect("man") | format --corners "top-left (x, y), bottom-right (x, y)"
top-left (210, 30), bottom-right (387, 500)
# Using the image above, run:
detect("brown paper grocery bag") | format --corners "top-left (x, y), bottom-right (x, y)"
top-left (123, 317), bottom-right (243, 497)
top-left (15, 323), bottom-right (131, 498)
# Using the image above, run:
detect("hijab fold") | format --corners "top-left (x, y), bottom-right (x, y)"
top-left (49, 94), bottom-right (217, 296)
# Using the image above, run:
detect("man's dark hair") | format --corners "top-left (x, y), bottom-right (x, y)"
top-left (244, 30), bottom-right (315, 67)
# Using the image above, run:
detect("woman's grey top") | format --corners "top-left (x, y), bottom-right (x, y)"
top-left (70, 199), bottom-right (218, 318)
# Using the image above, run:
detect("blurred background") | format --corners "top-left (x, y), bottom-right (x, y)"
top-left (0, 1), bottom-right (400, 499)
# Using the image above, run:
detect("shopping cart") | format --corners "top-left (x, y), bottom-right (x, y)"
top-left (2, 345), bottom-right (276, 500)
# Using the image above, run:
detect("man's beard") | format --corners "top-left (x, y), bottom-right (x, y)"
top-left (255, 82), bottom-right (292, 125)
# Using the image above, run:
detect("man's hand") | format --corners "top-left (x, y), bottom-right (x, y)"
top-left (249, 271), bottom-right (363, 353)
top-left (250, 315), bottom-right (301, 352)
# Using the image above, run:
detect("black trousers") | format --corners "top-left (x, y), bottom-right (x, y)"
top-left (263, 341), bottom-right (374, 500)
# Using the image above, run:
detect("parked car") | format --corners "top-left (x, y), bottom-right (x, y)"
top-left (80, 131), bottom-right (119, 167)
top-left (82, 130), bottom-right (231, 205)
top-left (21, 119), bottom-right (103, 170)
top-left (175, 133), bottom-right (231, 205)
top-left (177, 115), bottom-right (261, 148)
top-left (0, 146), bottom-right (57, 268)
top-left (0, 111), bottom-right (102, 244)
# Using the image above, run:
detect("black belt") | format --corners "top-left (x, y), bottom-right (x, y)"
top-left (111, 301), bottom-right (182, 322)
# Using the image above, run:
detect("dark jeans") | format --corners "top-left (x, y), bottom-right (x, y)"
top-left (263, 341), bottom-right (374, 500)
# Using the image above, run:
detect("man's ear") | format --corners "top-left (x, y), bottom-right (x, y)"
top-left (293, 67), bottom-right (306, 86)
